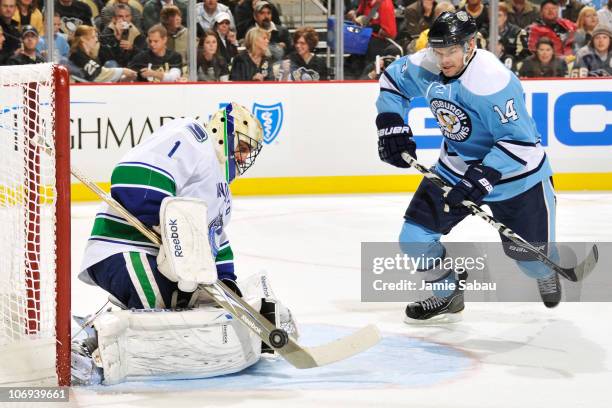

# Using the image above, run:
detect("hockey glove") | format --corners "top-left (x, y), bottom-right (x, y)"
top-left (376, 112), bottom-right (416, 168)
top-left (445, 164), bottom-right (502, 208)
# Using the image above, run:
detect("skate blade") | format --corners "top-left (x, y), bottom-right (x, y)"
top-left (403, 311), bottom-right (463, 325)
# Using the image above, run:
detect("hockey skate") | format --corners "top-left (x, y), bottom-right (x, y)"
top-left (537, 273), bottom-right (562, 308)
top-left (404, 271), bottom-right (467, 324)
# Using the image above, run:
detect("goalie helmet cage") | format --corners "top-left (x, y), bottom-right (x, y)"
top-left (0, 64), bottom-right (71, 386)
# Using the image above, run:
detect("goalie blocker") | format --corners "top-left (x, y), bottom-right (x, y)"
top-left (72, 272), bottom-right (298, 385)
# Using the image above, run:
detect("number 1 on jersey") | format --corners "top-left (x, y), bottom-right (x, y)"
top-left (493, 99), bottom-right (519, 124)
top-left (168, 141), bottom-right (181, 158)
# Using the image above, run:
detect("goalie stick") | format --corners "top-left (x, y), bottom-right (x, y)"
top-left (401, 152), bottom-right (599, 282)
top-left (65, 160), bottom-right (381, 368)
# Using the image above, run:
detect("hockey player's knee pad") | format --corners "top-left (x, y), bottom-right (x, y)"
top-left (399, 220), bottom-right (444, 265)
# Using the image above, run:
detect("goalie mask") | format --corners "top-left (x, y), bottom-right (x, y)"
top-left (207, 103), bottom-right (264, 183)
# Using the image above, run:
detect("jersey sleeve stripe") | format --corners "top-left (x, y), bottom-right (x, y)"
top-left (111, 184), bottom-right (174, 197)
top-left (380, 71), bottom-right (401, 93)
top-left (495, 139), bottom-right (538, 147)
top-left (118, 161), bottom-right (176, 182)
top-left (497, 155), bottom-right (547, 184)
top-left (494, 142), bottom-right (528, 166)
top-left (91, 216), bottom-right (153, 245)
top-left (215, 245), bottom-right (234, 262)
top-left (380, 71), bottom-right (409, 100)
top-left (89, 236), bottom-right (159, 249)
top-left (112, 165), bottom-right (177, 195)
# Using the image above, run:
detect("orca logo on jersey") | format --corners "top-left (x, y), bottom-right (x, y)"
top-left (430, 99), bottom-right (472, 142)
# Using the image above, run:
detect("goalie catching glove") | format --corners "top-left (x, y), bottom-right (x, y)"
top-left (376, 112), bottom-right (416, 168)
top-left (445, 164), bottom-right (502, 207)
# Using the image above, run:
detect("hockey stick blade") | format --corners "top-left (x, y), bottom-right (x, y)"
top-left (284, 324), bottom-right (381, 369)
top-left (203, 281), bottom-right (381, 369)
top-left (401, 152), bottom-right (600, 282)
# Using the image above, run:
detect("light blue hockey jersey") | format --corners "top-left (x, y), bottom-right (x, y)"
top-left (376, 48), bottom-right (553, 201)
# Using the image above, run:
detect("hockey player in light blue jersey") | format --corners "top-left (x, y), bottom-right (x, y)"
top-left (375, 11), bottom-right (561, 322)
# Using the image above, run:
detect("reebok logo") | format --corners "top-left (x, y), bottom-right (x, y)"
top-left (168, 219), bottom-right (183, 257)
top-left (377, 126), bottom-right (410, 137)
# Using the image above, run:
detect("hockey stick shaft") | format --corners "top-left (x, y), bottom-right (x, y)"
top-left (401, 152), bottom-right (598, 282)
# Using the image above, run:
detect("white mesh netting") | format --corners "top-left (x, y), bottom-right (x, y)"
top-left (0, 64), bottom-right (59, 385)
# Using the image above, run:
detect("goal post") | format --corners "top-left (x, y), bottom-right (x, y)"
top-left (0, 64), bottom-right (71, 386)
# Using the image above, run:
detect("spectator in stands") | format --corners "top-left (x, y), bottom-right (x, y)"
top-left (359, 54), bottom-right (398, 79)
top-left (6, 24), bottom-right (43, 64)
top-left (497, 2), bottom-right (530, 68)
top-left (197, 30), bottom-right (229, 81)
top-left (519, 36), bottom-right (568, 77)
top-left (98, 3), bottom-right (146, 68)
top-left (598, 0), bottom-right (612, 27)
top-left (128, 23), bottom-right (183, 81)
top-left (69, 25), bottom-right (137, 81)
top-left (574, 7), bottom-right (599, 51)
top-left (247, 0), bottom-right (291, 61)
top-left (281, 26), bottom-right (327, 80)
top-left (213, 11), bottom-right (238, 63)
top-left (558, 0), bottom-right (584, 23)
top-left (230, 26), bottom-right (274, 81)
top-left (1, 0), bottom-right (21, 59)
top-left (55, 0), bottom-right (94, 34)
top-left (406, 1), bottom-right (455, 53)
top-left (160, 5), bottom-right (187, 64)
top-left (13, 0), bottom-right (43, 35)
top-left (0, 25), bottom-right (7, 65)
top-left (350, 0), bottom-right (399, 59)
top-left (234, 0), bottom-right (281, 39)
top-left (36, 12), bottom-right (70, 60)
top-left (573, 24), bottom-right (612, 76)
top-left (507, 0), bottom-right (539, 29)
top-left (142, 0), bottom-right (187, 32)
top-left (196, 0), bottom-right (234, 32)
top-left (528, 0), bottom-right (577, 57)
top-left (460, 0), bottom-right (489, 37)
top-left (98, 0), bottom-right (144, 32)
top-left (402, 0), bottom-right (436, 47)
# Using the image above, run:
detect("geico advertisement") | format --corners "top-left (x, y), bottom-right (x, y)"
top-left (69, 80), bottom-right (612, 181)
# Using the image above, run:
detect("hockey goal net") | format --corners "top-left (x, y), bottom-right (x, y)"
top-left (0, 64), bottom-right (71, 386)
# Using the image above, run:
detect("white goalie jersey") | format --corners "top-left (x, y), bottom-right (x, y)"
top-left (79, 118), bottom-right (235, 284)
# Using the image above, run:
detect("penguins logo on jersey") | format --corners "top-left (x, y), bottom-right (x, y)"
top-left (430, 99), bottom-right (472, 142)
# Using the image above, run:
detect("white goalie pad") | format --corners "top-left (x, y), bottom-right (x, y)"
top-left (158, 197), bottom-right (217, 291)
top-left (93, 307), bottom-right (261, 385)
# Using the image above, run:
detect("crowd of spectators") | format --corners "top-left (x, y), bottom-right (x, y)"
top-left (0, 0), bottom-right (611, 80)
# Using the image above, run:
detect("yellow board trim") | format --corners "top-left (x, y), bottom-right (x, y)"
top-left (70, 173), bottom-right (612, 201)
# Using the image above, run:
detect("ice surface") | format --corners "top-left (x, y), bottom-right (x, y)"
top-left (67, 193), bottom-right (612, 407)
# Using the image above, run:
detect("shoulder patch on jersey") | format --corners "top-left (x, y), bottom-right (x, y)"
top-left (430, 99), bottom-right (472, 142)
top-left (460, 50), bottom-right (511, 96)
top-left (186, 122), bottom-right (208, 143)
top-left (409, 49), bottom-right (440, 75)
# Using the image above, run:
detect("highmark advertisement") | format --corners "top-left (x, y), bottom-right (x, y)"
top-left (68, 79), bottom-right (612, 197)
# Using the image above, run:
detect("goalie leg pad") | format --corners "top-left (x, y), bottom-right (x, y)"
top-left (93, 307), bottom-right (261, 385)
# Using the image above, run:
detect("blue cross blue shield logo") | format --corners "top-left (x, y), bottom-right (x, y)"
top-left (253, 102), bottom-right (283, 144)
